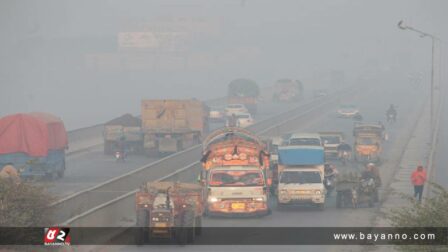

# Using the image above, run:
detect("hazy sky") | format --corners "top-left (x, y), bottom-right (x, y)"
top-left (0, 0), bottom-right (446, 129)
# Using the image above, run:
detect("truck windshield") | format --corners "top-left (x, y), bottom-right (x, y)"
top-left (209, 170), bottom-right (264, 187)
top-left (289, 138), bottom-right (321, 146)
top-left (280, 171), bottom-right (322, 184)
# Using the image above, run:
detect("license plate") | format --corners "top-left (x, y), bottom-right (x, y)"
top-left (154, 222), bottom-right (168, 228)
top-left (231, 203), bottom-right (245, 210)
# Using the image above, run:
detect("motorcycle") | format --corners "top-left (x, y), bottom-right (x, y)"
top-left (387, 112), bottom-right (396, 123)
top-left (115, 150), bottom-right (126, 162)
top-left (324, 174), bottom-right (336, 196)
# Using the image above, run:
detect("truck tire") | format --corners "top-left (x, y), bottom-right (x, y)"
top-left (56, 160), bottom-right (66, 178)
top-left (183, 209), bottom-right (196, 243)
top-left (336, 192), bottom-right (342, 208)
top-left (136, 209), bottom-right (149, 245)
top-left (194, 216), bottom-right (202, 236)
top-left (317, 203), bottom-right (325, 211)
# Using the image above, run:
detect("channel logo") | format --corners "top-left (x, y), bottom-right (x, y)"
top-left (44, 227), bottom-right (71, 246)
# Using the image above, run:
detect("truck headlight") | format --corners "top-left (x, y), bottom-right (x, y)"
top-left (254, 197), bottom-right (265, 202)
top-left (315, 190), bottom-right (322, 195)
top-left (152, 217), bottom-right (159, 221)
top-left (208, 197), bottom-right (220, 203)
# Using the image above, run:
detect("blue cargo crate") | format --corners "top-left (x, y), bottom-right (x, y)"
top-left (0, 149), bottom-right (65, 178)
top-left (278, 146), bottom-right (324, 166)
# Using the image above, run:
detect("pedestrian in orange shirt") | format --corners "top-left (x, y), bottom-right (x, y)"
top-left (411, 165), bottom-right (427, 202)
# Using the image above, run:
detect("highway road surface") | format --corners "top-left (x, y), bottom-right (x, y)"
top-left (78, 75), bottom-right (427, 252)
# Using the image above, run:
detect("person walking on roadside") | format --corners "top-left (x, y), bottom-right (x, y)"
top-left (411, 165), bottom-right (427, 202)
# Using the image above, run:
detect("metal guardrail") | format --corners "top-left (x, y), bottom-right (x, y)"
top-left (55, 85), bottom-right (362, 226)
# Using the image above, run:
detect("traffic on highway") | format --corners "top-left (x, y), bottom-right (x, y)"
top-left (1, 1), bottom-right (447, 252)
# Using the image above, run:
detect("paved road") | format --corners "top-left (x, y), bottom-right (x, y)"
top-left (42, 101), bottom-right (304, 198)
top-left (93, 76), bottom-right (425, 252)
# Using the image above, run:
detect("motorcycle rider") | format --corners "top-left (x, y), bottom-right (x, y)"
top-left (324, 163), bottom-right (338, 195)
top-left (362, 163), bottom-right (381, 202)
top-left (115, 136), bottom-right (127, 160)
top-left (337, 141), bottom-right (352, 160)
top-left (386, 104), bottom-right (397, 122)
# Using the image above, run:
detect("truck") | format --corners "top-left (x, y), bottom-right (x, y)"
top-left (103, 114), bottom-right (143, 155)
top-left (141, 99), bottom-right (209, 156)
top-left (135, 181), bottom-right (203, 244)
top-left (353, 122), bottom-right (385, 163)
top-left (227, 78), bottom-right (260, 114)
top-left (319, 132), bottom-right (344, 159)
top-left (272, 79), bottom-right (304, 102)
top-left (199, 127), bottom-right (271, 216)
top-left (0, 113), bottom-right (68, 179)
top-left (276, 145), bottom-right (326, 210)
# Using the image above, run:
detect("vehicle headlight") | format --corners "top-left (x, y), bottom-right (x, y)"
top-left (152, 217), bottom-right (159, 221)
top-left (315, 190), bottom-right (322, 195)
top-left (254, 197), bottom-right (265, 202)
top-left (208, 197), bottom-right (220, 203)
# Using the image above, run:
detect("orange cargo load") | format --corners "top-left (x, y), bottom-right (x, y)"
top-left (0, 112), bottom-right (68, 157)
top-left (201, 127), bottom-right (269, 170)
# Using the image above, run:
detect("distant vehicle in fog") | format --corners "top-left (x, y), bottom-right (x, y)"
top-left (272, 79), bottom-right (304, 102)
top-left (228, 112), bottom-right (254, 128)
top-left (288, 133), bottom-right (323, 147)
top-left (313, 89), bottom-right (328, 99)
top-left (208, 106), bottom-right (225, 122)
top-left (227, 78), bottom-right (260, 114)
top-left (224, 103), bottom-right (249, 117)
top-left (337, 104), bottom-right (361, 118)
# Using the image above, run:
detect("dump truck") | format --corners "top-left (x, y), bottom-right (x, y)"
top-left (272, 79), bottom-right (304, 102)
top-left (353, 122), bottom-right (385, 163)
top-left (276, 145), bottom-right (326, 210)
top-left (135, 181), bottom-right (203, 244)
top-left (103, 114), bottom-right (143, 155)
top-left (199, 127), bottom-right (271, 216)
top-left (319, 132), bottom-right (344, 159)
top-left (0, 113), bottom-right (68, 179)
top-left (227, 78), bottom-right (260, 114)
top-left (141, 99), bottom-right (209, 156)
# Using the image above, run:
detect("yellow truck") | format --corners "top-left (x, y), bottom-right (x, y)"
top-left (141, 99), bottom-right (209, 156)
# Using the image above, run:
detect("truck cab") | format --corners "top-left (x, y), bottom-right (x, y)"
top-left (204, 165), bottom-right (270, 216)
top-left (277, 167), bottom-right (325, 209)
top-left (319, 132), bottom-right (344, 159)
top-left (276, 145), bottom-right (326, 210)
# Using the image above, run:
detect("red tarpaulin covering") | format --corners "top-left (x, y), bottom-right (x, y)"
top-left (0, 113), bottom-right (68, 157)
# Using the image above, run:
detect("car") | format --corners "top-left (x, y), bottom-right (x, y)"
top-left (226, 112), bottom-right (254, 128)
top-left (288, 133), bottom-right (322, 146)
top-left (225, 104), bottom-right (248, 117)
top-left (313, 89), bottom-right (328, 99)
top-left (337, 104), bottom-right (360, 118)
top-left (209, 106), bottom-right (225, 122)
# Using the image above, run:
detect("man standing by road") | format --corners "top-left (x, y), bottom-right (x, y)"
top-left (411, 165), bottom-right (427, 202)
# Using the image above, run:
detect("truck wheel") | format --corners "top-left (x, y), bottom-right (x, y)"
top-left (317, 203), bottom-right (325, 211)
top-left (194, 216), bottom-right (202, 236)
top-left (374, 190), bottom-right (379, 203)
top-left (368, 198), bottom-right (374, 207)
top-left (183, 209), bottom-right (195, 243)
top-left (336, 192), bottom-right (342, 208)
top-left (57, 161), bottom-right (66, 178)
top-left (136, 209), bottom-right (149, 245)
